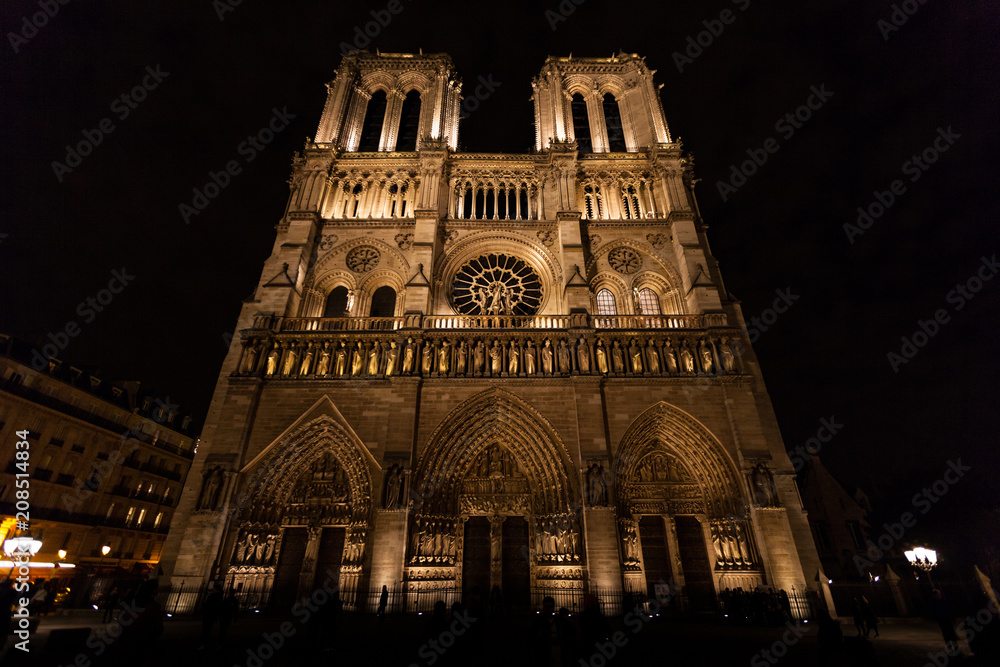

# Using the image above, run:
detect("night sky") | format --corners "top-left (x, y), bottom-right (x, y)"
top-left (2, 1), bottom-right (997, 571)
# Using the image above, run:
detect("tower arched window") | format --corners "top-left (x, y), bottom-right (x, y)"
top-left (584, 185), bottom-right (603, 220)
top-left (637, 288), bottom-right (661, 315)
top-left (324, 286), bottom-right (351, 318)
top-left (596, 289), bottom-right (617, 315)
top-left (369, 286), bottom-right (397, 317)
top-left (395, 90), bottom-right (421, 151)
top-left (603, 93), bottom-right (627, 152)
top-left (622, 185), bottom-right (641, 220)
top-left (571, 93), bottom-right (592, 154)
top-left (358, 90), bottom-right (387, 152)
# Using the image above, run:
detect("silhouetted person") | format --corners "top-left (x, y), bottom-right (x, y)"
top-left (816, 608), bottom-right (844, 667)
top-left (851, 597), bottom-right (865, 637)
top-left (861, 597), bottom-right (879, 638)
top-left (424, 600), bottom-right (449, 639)
top-left (580, 594), bottom-right (612, 644)
top-left (532, 596), bottom-right (561, 666)
top-left (556, 607), bottom-right (580, 667)
top-left (103, 589), bottom-right (120, 623)
top-left (377, 585), bottom-right (389, 623)
top-left (110, 579), bottom-right (163, 666)
top-left (929, 589), bottom-right (960, 654)
top-left (200, 584), bottom-right (223, 648)
top-left (219, 590), bottom-right (238, 642)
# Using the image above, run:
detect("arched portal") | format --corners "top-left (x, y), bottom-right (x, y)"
top-left (409, 388), bottom-right (579, 607)
top-left (226, 414), bottom-right (374, 610)
top-left (614, 402), bottom-right (762, 608)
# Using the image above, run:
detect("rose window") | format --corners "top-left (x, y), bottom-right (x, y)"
top-left (608, 247), bottom-right (642, 274)
top-left (452, 253), bottom-right (543, 316)
top-left (346, 246), bottom-right (380, 273)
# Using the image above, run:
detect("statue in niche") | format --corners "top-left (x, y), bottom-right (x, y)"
top-left (632, 287), bottom-right (642, 315)
top-left (663, 344), bottom-right (678, 374)
top-left (577, 337), bottom-right (591, 373)
top-left (611, 340), bottom-right (625, 374)
top-left (623, 523), bottom-right (639, 561)
top-left (265, 346), bottom-right (279, 375)
top-left (334, 341), bottom-right (348, 376)
top-left (557, 339), bottom-right (571, 374)
top-left (645, 339), bottom-right (660, 374)
top-left (402, 337), bottom-right (415, 374)
top-left (474, 287), bottom-right (489, 316)
top-left (385, 340), bottom-right (398, 377)
top-left (409, 519), bottom-right (422, 559)
top-left (595, 340), bottom-right (608, 374)
top-left (699, 339), bottom-right (714, 374)
top-left (489, 340), bottom-right (502, 374)
top-left (282, 345), bottom-right (298, 376)
top-left (524, 340), bottom-right (536, 375)
top-left (241, 340), bottom-right (260, 374)
top-left (473, 340), bottom-right (485, 375)
top-left (264, 534), bottom-right (275, 563)
top-left (586, 464), bottom-right (608, 506)
top-left (421, 341), bottom-right (434, 375)
top-left (300, 343), bottom-right (314, 375)
top-left (679, 341), bottom-right (695, 373)
top-left (245, 534), bottom-right (258, 563)
top-left (750, 464), bottom-right (779, 507)
top-left (734, 521), bottom-right (752, 564)
top-left (719, 337), bottom-right (736, 372)
top-left (197, 466), bottom-right (225, 510)
top-left (235, 532), bottom-right (249, 563)
top-left (455, 341), bottom-right (467, 375)
top-left (629, 339), bottom-right (643, 373)
top-left (508, 340), bottom-right (519, 375)
top-left (316, 342), bottom-right (331, 376)
top-left (384, 464), bottom-right (403, 508)
top-left (437, 339), bottom-right (451, 374)
top-left (368, 341), bottom-right (381, 375)
top-left (351, 341), bottom-right (364, 376)
top-left (490, 518), bottom-right (503, 564)
top-left (541, 339), bottom-right (553, 374)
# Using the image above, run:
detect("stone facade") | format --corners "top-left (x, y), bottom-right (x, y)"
top-left (160, 52), bottom-right (822, 611)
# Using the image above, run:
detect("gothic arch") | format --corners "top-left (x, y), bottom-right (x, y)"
top-left (615, 401), bottom-right (744, 517)
top-left (308, 237), bottom-right (411, 287)
top-left (586, 238), bottom-right (684, 294)
top-left (412, 388), bottom-right (577, 515)
top-left (359, 72), bottom-right (396, 95)
top-left (356, 269), bottom-right (406, 317)
top-left (395, 71), bottom-right (433, 95)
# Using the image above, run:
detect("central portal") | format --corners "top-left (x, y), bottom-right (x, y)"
top-left (461, 515), bottom-right (530, 607)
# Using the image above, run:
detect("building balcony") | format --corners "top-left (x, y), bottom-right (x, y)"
top-left (236, 312), bottom-right (744, 381)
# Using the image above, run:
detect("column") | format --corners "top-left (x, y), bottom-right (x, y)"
top-left (298, 526), bottom-right (322, 596)
top-left (490, 515), bottom-right (503, 592)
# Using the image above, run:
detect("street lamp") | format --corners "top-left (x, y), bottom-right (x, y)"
top-left (905, 547), bottom-right (938, 588)
top-left (98, 545), bottom-right (111, 574)
top-left (58, 550), bottom-right (67, 560)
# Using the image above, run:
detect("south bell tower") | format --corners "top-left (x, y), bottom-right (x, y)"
top-left (161, 52), bottom-right (821, 614)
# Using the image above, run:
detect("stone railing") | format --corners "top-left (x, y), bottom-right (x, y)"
top-left (591, 313), bottom-right (728, 330)
top-left (422, 314), bottom-right (580, 330)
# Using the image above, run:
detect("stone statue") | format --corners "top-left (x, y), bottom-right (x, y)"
top-left (474, 286), bottom-right (489, 315)
top-left (664, 344), bottom-right (678, 374)
top-left (316, 342), bottom-right (331, 376)
top-left (645, 339), bottom-right (660, 374)
top-left (595, 341), bottom-right (608, 374)
top-left (402, 337), bottom-right (415, 374)
top-left (541, 339), bottom-right (553, 375)
top-left (421, 341), bottom-right (434, 375)
top-left (699, 339), bottom-right (714, 374)
top-left (197, 466), bottom-right (224, 510)
top-left (719, 337), bottom-right (736, 372)
top-left (385, 340), bottom-right (398, 376)
top-left (508, 340), bottom-right (519, 375)
top-left (750, 464), bottom-right (779, 507)
top-left (241, 341), bottom-right (260, 374)
top-left (573, 338), bottom-right (589, 373)
top-left (282, 346), bottom-right (298, 376)
top-left (611, 340), bottom-right (625, 374)
top-left (299, 343), bottom-right (314, 375)
top-left (334, 341), bottom-right (347, 376)
top-left (351, 341), bottom-right (364, 376)
top-left (557, 340), bottom-right (571, 373)
top-left (524, 340), bottom-right (536, 375)
top-left (437, 339), bottom-right (451, 374)
top-left (679, 342), bottom-right (695, 373)
top-left (385, 464), bottom-right (401, 508)
top-left (368, 340), bottom-right (381, 375)
top-left (623, 523), bottom-right (639, 561)
top-left (632, 287), bottom-right (642, 314)
top-left (455, 341), bottom-right (467, 375)
top-left (489, 340), bottom-right (502, 375)
top-left (266, 347), bottom-right (279, 375)
top-left (629, 339), bottom-right (643, 373)
top-left (473, 340), bottom-right (485, 375)
top-left (264, 534), bottom-right (275, 563)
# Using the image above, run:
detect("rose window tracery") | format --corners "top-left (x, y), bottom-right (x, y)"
top-left (452, 253), bottom-right (543, 316)
top-left (608, 247), bottom-right (642, 274)
top-left (346, 246), bottom-right (380, 273)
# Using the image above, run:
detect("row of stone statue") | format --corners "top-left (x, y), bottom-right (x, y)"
top-left (535, 516), bottom-right (582, 562)
top-left (233, 530), bottom-right (277, 567)
top-left (710, 517), bottom-right (759, 570)
top-left (409, 517), bottom-right (458, 564)
top-left (237, 334), bottom-right (741, 379)
top-left (284, 501), bottom-right (352, 526)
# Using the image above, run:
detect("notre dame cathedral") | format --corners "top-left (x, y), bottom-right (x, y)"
top-left (161, 52), bottom-right (822, 613)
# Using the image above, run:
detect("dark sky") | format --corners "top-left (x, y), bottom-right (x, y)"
top-left (2, 1), bottom-right (998, 569)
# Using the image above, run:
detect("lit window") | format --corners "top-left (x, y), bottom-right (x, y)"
top-left (106, 503), bottom-right (116, 519)
top-left (125, 507), bottom-right (136, 525)
top-left (136, 508), bottom-right (146, 527)
top-left (154, 512), bottom-right (163, 529)
top-left (638, 288), bottom-right (661, 315)
top-left (596, 289), bottom-right (617, 315)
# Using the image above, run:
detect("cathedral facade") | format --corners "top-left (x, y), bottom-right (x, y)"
top-left (161, 52), bottom-right (821, 613)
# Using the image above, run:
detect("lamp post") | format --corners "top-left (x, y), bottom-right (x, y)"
top-left (905, 547), bottom-right (938, 589)
top-left (98, 545), bottom-right (111, 575)
top-left (3, 537), bottom-right (43, 577)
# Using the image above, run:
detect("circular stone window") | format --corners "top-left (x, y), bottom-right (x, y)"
top-left (608, 247), bottom-right (642, 274)
top-left (452, 253), bottom-right (543, 316)
top-left (346, 245), bottom-right (380, 273)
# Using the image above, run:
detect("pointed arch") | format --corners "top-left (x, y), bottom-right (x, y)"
top-left (412, 388), bottom-right (576, 515)
top-left (615, 401), bottom-right (744, 517)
